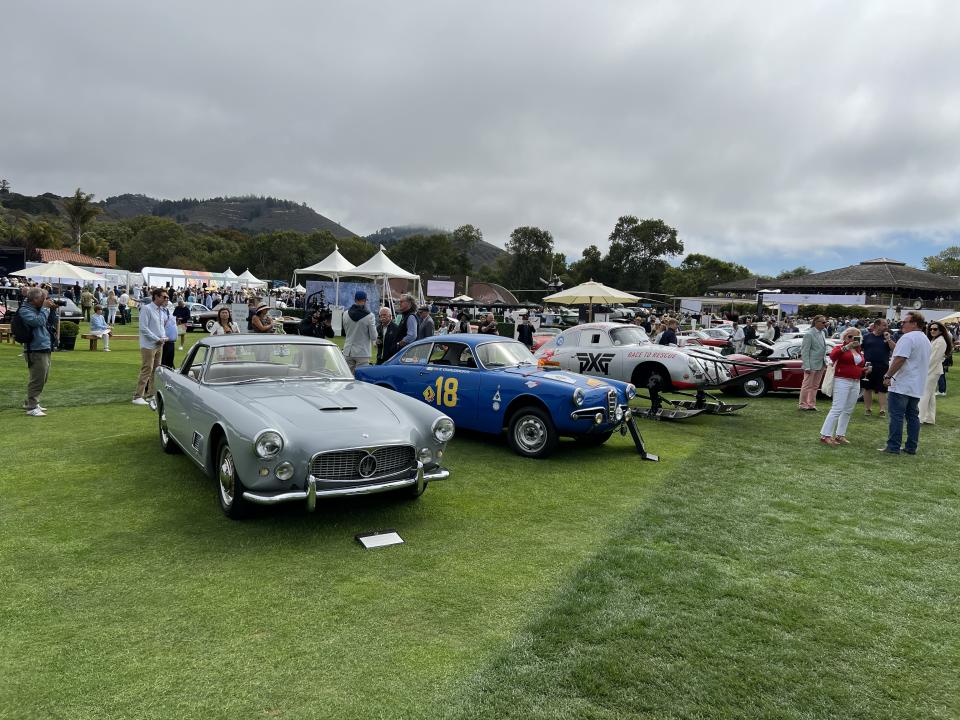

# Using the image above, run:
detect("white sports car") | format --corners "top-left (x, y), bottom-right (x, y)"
top-left (533, 322), bottom-right (732, 390)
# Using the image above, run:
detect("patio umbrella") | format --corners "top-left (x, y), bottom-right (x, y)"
top-left (542, 280), bottom-right (640, 321)
top-left (936, 310), bottom-right (960, 324)
top-left (11, 260), bottom-right (102, 283)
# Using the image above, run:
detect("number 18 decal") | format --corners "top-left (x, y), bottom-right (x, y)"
top-left (423, 376), bottom-right (458, 407)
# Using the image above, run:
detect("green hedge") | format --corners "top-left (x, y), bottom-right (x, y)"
top-left (497, 321), bottom-right (515, 337)
top-left (798, 304), bottom-right (876, 319)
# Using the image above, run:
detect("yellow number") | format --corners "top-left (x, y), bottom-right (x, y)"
top-left (433, 376), bottom-right (458, 407)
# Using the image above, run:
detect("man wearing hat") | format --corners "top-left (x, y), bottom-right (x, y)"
top-left (342, 289), bottom-right (378, 374)
top-left (416, 305), bottom-right (435, 340)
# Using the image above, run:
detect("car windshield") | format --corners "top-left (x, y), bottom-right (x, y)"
top-left (477, 341), bottom-right (536, 367)
top-left (609, 326), bottom-right (650, 346)
top-left (203, 343), bottom-right (352, 384)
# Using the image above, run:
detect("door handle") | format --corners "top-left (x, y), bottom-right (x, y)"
top-left (164, 383), bottom-right (173, 390)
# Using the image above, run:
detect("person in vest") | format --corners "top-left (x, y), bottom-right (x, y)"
top-left (396, 294), bottom-right (419, 349)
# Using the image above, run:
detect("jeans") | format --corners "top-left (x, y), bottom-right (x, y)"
top-left (938, 373), bottom-right (946, 393)
top-left (886, 391), bottom-right (920, 454)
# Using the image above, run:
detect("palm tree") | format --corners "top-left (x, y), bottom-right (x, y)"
top-left (62, 188), bottom-right (103, 253)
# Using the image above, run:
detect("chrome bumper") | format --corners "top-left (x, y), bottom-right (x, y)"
top-left (241, 462), bottom-right (450, 510)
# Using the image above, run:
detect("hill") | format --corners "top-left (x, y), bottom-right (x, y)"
top-left (99, 194), bottom-right (358, 238)
top-left (366, 224), bottom-right (507, 271)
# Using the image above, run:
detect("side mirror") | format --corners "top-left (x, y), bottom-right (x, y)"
top-left (188, 366), bottom-right (203, 382)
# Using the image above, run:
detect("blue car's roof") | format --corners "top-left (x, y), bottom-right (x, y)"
top-left (404, 333), bottom-right (521, 350)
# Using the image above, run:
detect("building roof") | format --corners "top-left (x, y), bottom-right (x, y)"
top-left (709, 259), bottom-right (960, 294)
top-left (37, 248), bottom-right (113, 268)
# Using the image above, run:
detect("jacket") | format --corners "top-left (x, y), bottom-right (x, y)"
top-left (342, 304), bottom-right (377, 358)
top-left (417, 314), bottom-right (435, 340)
top-left (20, 304), bottom-right (55, 352)
top-left (517, 324), bottom-right (534, 347)
top-left (801, 329), bottom-right (827, 371)
top-left (828, 343), bottom-right (867, 381)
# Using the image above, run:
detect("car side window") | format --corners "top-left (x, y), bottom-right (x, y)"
top-left (428, 344), bottom-right (451, 365)
top-left (183, 346), bottom-right (209, 380)
top-left (400, 344), bottom-right (430, 365)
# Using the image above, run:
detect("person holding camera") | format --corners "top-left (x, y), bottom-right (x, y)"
top-left (19, 287), bottom-right (58, 416)
top-left (860, 319), bottom-right (896, 416)
top-left (818, 328), bottom-right (869, 445)
top-left (299, 309), bottom-right (334, 338)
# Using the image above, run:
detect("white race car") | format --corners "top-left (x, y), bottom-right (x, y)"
top-left (534, 322), bottom-right (776, 418)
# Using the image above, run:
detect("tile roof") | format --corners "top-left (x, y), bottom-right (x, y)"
top-left (37, 248), bottom-right (113, 268)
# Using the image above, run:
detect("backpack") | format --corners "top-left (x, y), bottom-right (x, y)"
top-left (11, 306), bottom-right (34, 346)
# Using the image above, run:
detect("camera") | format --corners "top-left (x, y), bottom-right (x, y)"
top-left (55, 299), bottom-right (68, 307)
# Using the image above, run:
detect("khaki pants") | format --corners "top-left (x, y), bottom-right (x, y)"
top-left (346, 356), bottom-right (369, 375)
top-left (799, 367), bottom-right (826, 409)
top-left (24, 351), bottom-right (52, 410)
top-left (135, 346), bottom-right (163, 399)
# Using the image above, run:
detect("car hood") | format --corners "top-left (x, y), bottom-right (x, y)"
top-left (496, 365), bottom-right (620, 390)
top-left (218, 380), bottom-right (403, 433)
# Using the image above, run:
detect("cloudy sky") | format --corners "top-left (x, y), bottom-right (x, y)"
top-left (5, 1), bottom-right (960, 275)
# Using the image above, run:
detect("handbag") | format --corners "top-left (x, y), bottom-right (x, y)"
top-left (820, 363), bottom-right (836, 397)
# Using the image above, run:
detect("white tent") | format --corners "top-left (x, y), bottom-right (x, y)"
top-left (222, 267), bottom-right (238, 279)
top-left (293, 245), bottom-right (358, 307)
top-left (352, 245), bottom-right (422, 308)
top-left (238, 268), bottom-right (267, 288)
top-left (12, 259), bottom-right (102, 283)
top-left (293, 284), bottom-right (306, 293)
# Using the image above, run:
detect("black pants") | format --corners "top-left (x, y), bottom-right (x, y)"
top-left (161, 341), bottom-right (175, 368)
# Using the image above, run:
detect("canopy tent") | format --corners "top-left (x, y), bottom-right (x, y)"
top-left (351, 245), bottom-right (422, 309)
top-left (238, 269), bottom-right (267, 288)
top-left (222, 267), bottom-right (238, 279)
top-left (293, 246), bottom-right (358, 307)
top-left (12, 259), bottom-right (102, 283)
top-left (542, 280), bottom-right (640, 321)
top-left (450, 294), bottom-right (473, 303)
top-left (141, 266), bottom-right (239, 289)
top-left (293, 284), bottom-right (306, 293)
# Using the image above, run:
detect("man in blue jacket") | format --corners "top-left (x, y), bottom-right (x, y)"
top-left (20, 287), bottom-right (58, 417)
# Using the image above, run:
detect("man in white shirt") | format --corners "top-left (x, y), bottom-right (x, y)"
top-left (880, 311), bottom-right (931, 455)
top-left (133, 288), bottom-right (169, 405)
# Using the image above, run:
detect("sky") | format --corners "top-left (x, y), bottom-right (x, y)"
top-left (4, 1), bottom-right (960, 276)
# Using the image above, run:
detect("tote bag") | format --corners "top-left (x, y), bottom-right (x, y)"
top-left (820, 363), bottom-right (836, 397)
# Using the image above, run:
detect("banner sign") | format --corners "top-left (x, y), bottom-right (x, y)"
top-left (305, 280), bottom-right (379, 309)
top-left (427, 279), bottom-right (455, 298)
top-left (772, 293), bottom-right (866, 305)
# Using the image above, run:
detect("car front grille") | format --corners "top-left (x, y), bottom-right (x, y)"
top-left (607, 389), bottom-right (617, 418)
top-left (310, 445), bottom-right (416, 481)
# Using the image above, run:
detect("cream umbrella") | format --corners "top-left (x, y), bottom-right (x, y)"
top-left (541, 280), bottom-right (640, 321)
top-left (11, 260), bottom-right (103, 283)
top-left (936, 310), bottom-right (960, 324)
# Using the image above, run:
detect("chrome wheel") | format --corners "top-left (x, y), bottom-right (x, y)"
top-left (158, 400), bottom-right (181, 454)
top-left (507, 407), bottom-right (558, 458)
top-left (515, 415), bottom-right (548, 453)
top-left (742, 377), bottom-right (768, 398)
top-left (219, 446), bottom-right (236, 508)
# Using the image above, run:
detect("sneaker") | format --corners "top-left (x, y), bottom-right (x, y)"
top-left (834, 436), bottom-right (850, 445)
top-left (877, 447), bottom-right (899, 454)
top-left (179, 346), bottom-right (184, 351)
top-left (104, 348), bottom-right (111, 352)
top-left (132, 398), bottom-right (149, 406)
top-left (25, 407), bottom-right (46, 417)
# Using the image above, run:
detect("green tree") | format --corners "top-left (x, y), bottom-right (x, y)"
top-left (121, 217), bottom-right (190, 269)
top-left (923, 246), bottom-right (960, 276)
top-left (776, 266), bottom-right (814, 280)
top-left (505, 226), bottom-right (554, 291)
top-left (5, 219), bottom-right (66, 259)
top-left (661, 253), bottom-right (753, 297)
top-left (62, 188), bottom-right (104, 251)
top-left (569, 245), bottom-right (604, 284)
top-left (604, 216), bottom-right (683, 292)
top-left (0, 178), bottom-right (10, 194)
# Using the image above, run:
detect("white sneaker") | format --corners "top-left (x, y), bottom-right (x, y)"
top-left (104, 348), bottom-right (111, 352)
top-left (132, 398), bottom-right (149, 406)
top-left (179, 346), bottom-right (184, 351)
top-left (26, 407), bottom-right (46, 417)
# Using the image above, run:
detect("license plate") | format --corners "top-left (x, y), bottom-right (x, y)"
top-left (773, 370), bottom-right (783, 380)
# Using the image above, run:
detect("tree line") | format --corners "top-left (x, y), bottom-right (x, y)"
top-left (4, 182), bottom-right (919, 297)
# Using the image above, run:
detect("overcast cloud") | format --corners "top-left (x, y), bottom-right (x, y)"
top-left (4, 0), bottom-right (960, 274)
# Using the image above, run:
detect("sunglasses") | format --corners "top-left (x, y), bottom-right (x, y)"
top-left (930, 328), bottom-right (940, 333)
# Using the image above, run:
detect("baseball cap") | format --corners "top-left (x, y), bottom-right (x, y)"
top-left (354, 290), bottom-right (367, 301)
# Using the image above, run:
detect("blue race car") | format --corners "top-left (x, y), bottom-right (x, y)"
top-left (355, 334), bottom-right (658, 460)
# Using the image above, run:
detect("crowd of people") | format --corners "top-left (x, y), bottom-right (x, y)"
top-left (6, 276), bottom-right (957, 458)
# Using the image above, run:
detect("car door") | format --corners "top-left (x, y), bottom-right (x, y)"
top-left (552, 329), bottom-right (580, 371)
top-left (389, 342), bottom-right (432, 396)
top-left (571, 329), bottom-right (619, 380)
top-left (161, 344), bottom-right (208, 448)
top-left (414, 342), bottom-right (480, 426)
top-left (779, 345), bottom-right (806, 388)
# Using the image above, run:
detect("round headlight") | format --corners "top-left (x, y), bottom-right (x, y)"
top-left (573, 387), bottom-right (585, 407)
top-left (255, 430), bottom-right (284, 459)
top-left (418, 447), bottom-right (433, 464)
top-left (626, 383), bottom-right (637, 400)
top-left (432, 417), bottom-right (455, 443)
top-left (615, 405), bottom-right (624, 421)
top-left (274, 462), bottom-right (295, 481)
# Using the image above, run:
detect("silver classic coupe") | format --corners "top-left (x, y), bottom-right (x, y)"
top-left (152, 335), bottom-right (453, 518)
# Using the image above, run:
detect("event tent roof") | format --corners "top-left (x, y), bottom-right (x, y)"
top-left (222, 267), bottom-right (238, 279)
top-left (238, 269), bottom-right (266, 286)
top-left (352, 245), bottom-right (418, 280)
top-left (295, 246), bottom-right (357, 277)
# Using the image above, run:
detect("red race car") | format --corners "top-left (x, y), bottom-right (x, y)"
top-left (531, 325), bottom-right (562, 352)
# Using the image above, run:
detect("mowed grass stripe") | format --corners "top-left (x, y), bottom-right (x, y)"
top-left (441, 393), bottom-right (960, 719)
top-left (0, 337), bottom-right (703, 719)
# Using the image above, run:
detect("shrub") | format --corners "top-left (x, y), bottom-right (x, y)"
top-left (59, 321), bottom-right (80, 338)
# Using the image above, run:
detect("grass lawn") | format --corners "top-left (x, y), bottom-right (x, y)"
top-left (1, 331), bottom-right (957, 719)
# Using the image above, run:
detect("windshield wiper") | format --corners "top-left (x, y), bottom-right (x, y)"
top-left (286, 375), bottom-right (353, 382)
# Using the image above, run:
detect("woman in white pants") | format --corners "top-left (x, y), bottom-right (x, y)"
top-left (919, 321), bottom-right (950, 424)
top-left (819, 328), bottom-right (868, 446)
